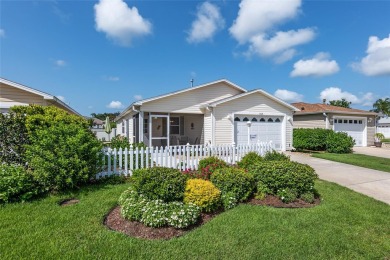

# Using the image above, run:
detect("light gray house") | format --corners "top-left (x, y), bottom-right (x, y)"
top-left (292, 102), bottom-right (377, 147)
top-left (115, 79), bottom-right (299, 151)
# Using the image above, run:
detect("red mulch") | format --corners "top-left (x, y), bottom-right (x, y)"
top-left (104, 196), bottom-right (320, 240)
top-left (59, 198), bottom-right (80, 206)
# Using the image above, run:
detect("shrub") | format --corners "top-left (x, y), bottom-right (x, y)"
top-left (10, 105), bottom-right (103, 191)
top-left (184, 179), bottom-right (221, 212)
top-left (277, 188), bottom-right (297, 203)
top-left (293, 128), bottom-right (332, 151)
top-left (0, 164), bottom-right (39, 203)
top-left (139, 200), bottom-right (200, 228)
top-left (120, 192), bottom-right (149, 222)
top-left (247, 161), bottom-right (318, 197)
top-left (326, 131), bottom-right (355, 153)
top-left (166, 202), bottom-right (200, 228)
top-left (300, 192), bottom-right (315, 203)
top-left (110, 136), bottom-right (131, 149)
top-left (132, 167), bottom-right (187, 202)
top-left (198, 156), bottom-right (227, 178)
top-left (221, 192), bottom-right (238, 210)
top-left (255, 181), bottom-right (270, 200)
top-left (211, 167), bottom-right (255, 202)
top-left (0, 112), bottom-right (30, 165)
top-left (263, 150), bottom-right (290, 161)
top-left (237, 152), bottom-right (263, 170)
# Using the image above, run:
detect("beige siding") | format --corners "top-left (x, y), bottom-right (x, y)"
top-left (367, 115), bottom-right (376, 146)
top-left (0, 82), bottom-right (47, 107)
top-left (203, 110), bottom-right (212, 145)
top-left (213, 92), bottom-right (294, 150)
top-left (140, 82), bottom-right (243, 114)
top-left (293, 114), bottom-right (326, 129)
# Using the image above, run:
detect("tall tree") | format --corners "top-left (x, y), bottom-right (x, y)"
top-left (328, 98), bottom-right (351, 108)
top-left (372, 98), bottom-right (390, 115)
top-left (90, 112), bottom-right (120, 121)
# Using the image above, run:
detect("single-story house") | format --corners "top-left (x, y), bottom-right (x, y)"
top-left (0, 77), bottom-right (80, 115)
top-left (291, 102), bottom-right (377, 147)
top-left (377, 116), bottom-right (390, 138)
top-left (115, 79), bottom-right (299, 151)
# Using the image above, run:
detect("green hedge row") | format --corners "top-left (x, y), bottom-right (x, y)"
top-left (293, 128), bottom-right (355, 153)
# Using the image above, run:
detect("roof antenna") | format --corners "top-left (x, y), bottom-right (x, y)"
top-left (190, 78), bottom-right (194, 87)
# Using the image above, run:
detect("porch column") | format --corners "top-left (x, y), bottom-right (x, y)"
top-left (139, 111), bottom-right (144, 143)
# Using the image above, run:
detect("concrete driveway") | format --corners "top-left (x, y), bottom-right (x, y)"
top-left (288, 152), bottom-right (390, 205)
top-left (353, 147), bottom-right (390, 159)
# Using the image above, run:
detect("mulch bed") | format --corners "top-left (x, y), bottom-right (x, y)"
top-left (59, 198), bottom-right (80, 206)
top-left (104, 195), bottom-right (320, 240)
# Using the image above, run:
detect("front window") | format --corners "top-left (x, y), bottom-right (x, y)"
top-left (170, 117), bottom-right (180, 135)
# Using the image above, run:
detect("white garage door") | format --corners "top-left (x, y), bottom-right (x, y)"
top-left (334, 118), bottom-right (365, 146)
top-left (234, 116), bottom-right (283, 150)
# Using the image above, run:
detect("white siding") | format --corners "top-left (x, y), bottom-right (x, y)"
top-left (140, 82), bottom-right (243, 113)
top-left (213, 92), bottom-right (294, 150)
top-left (203, 109), bottom-right (212, 145)
top-left (1, 82), bottom-right (47, 108)
top-left (183, 114), bottom-right (203, 144)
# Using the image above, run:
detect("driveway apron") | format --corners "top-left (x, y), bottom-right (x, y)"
top-left (288, 153), bottom-right (390, 205)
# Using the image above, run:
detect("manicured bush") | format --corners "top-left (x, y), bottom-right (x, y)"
top-left (0, 112), bottom-right (30, 165)
top-left (293, 128), bottom-right (332, 151)
top-left (140, 200), bottom-right (170, 227)
top-left (118, 185), bottom-right (138, 206)
top-left (120, 191), bottom-right (149, 222)
top-left (0, 164), bottom-right (39, 203)
top-left (263, 150), bottom-right (290, 161)
top-left (300, 192), bottom-right (315, 203)
top-left (326, 131), bottom-right (355, 153)
top-left (254, 181), bottom-right (270, 200)
top-left (132, 167), bottom-right (187, 202)
top-left (277, 188), bottom-right (298, 203)
top-left (198, 156), bottom-right (228, 179)
top-left (184, 179), bottom-right (221, 212)
top-left (221, 192), bottom-right (238, 210)
top-left (166, 202), bottom-right (200, 228)
top-left (10, 105), bottom-right (103, 191)
top-left (293, 128), bottom-right (354, 153)
top-left (247, 161), bottom-right (318, 197)
top-left (237, 152), bottom-right (263, 170)
top-left (211, 167), bottom-right (255, 202)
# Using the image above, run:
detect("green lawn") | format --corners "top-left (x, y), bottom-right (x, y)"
top-left (1, 181), bottom-right (390, 259)
top-left (312, 153), bottom-right (390, 173)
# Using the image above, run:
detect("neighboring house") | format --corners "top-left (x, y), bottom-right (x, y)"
top-left (377, 116), bottom-right (390, 138)
top-left (115, 79), bottom-right (299, 151)
top-left (292, 102), bottom-right (377, 147)
top-left (0, 77), bottom-right (80, 115)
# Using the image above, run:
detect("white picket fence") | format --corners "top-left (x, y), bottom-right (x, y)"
top-left (97, 142), bottom-right (274, 178)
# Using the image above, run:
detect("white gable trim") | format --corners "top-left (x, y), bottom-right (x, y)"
top-left (0, 77), bottom-right (81, 116)
top-left (209, 89), bottom-right (300, 112)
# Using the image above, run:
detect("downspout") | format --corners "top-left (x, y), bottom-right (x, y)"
top-left (206, 106), bottom-right (215, 146)
top-left (323, 112), bottom-right (329, 129)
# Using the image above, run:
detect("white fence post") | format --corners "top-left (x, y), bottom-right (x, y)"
top-left (186, 143), bottom-right (190, 170)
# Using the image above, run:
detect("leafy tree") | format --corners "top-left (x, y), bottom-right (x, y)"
top-left (328, 98), bottom-right (351, 108)
top-left (90, 112), bottom-right (120, 121)
top-left (372, 98), bottom-right (390, 116)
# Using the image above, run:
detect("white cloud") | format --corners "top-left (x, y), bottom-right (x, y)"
top-left (247, 28), bottom-right (315, 60)
top-left (351, 34), bottom-right (390, 76)
top-left (229, 0), bottom-right (315, 63)
top-left (187, 2), bottom-right (225, 43)
top-left (274, 89), bottom-right (303, 103)
top-left (94, 0), bottom-right (152, 46)
top-left (57, 96), bottom-right (66, 102)
top-left (290, 52), bottom-right (340, 77)
top-left (107, 101), bottom-right (124, 109)
top-left (108, 76), bottom-right (119, 81)
top-left (55, 60), bottom-right (66, 67)
top-left (0, 29), bottom-right (5, 38)
top-left (134, 95), bottom-right (143, 101)
top-left (320, 87), bottom-right (374, 106)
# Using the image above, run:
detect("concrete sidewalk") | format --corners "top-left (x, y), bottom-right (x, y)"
top-left (288, 152), bottom-right (390, 205)
top-left (353, 147), bottom-right (390, 159)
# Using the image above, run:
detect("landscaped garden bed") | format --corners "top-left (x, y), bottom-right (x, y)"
top-left (107, 151), bottom-right (320, 240)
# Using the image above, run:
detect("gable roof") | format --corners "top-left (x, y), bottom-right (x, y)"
top-left (116, 79), bottom-right (247, 120)
top-left (209, 89), bottom-right (300, 111)
top-left (0, 77), bottom-right (81, 116)
top-left (292, 102), bottom-right (377, 116)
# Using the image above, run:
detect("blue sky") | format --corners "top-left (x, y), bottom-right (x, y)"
top-left (1, 0), bottom-right (389, 116)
